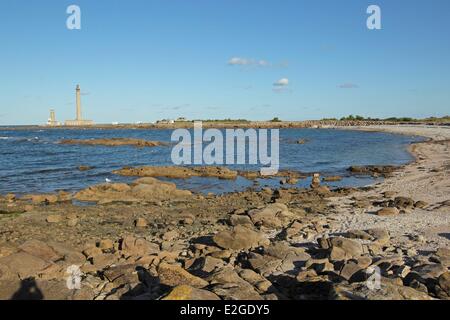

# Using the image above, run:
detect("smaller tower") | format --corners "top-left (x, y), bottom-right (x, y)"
top-left (47, 109), bottom-right (59, 126)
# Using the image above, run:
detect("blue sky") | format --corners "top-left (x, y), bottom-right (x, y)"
top-left (0, 0), bottom-right (449, 125)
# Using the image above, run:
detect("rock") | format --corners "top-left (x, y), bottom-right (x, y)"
top-left (310, 173), bottom-right (321, 189)
top-left (102, 264), bottom-right (139, 286)
top-left (46, 215), bottom-right (62, 223)
top-left (395, 265), bottom-right (411, 278)
top-left (213, 226), bottom-right (269, 251)
top-left (207, 267), bottom-right (262, 300)
top-left (67, 218), bottom-right (78, 227)
top-left (345, 230), bottom-right (373, 241)
top-left (376, 207), bottom-right (399, 216)
top-left (163, 285), bottom-right (220, 300)
top-left (414, 201), bottom-right (428, 209)
top-left (78, 165), bottom-right (93, 171)
top-left (0, 252), bottom-right (52, 278)
top-left (393, 197), bottom-right (415, 209)
top-left (60, 138), bottom-right (165, 148)
top-left (338, 261), bottom-right (365, 282)
top-left (82, 246), bottom-right (103, 259)
top-left (247, 203), bottom-right (290, 228)
top-left (99, 239), bottom-right (114, 251)
top-left (349, 165), bottom-right (398, 176)
top-left (365, 228), bottom-right (390, 246)
top-left (18, 240), bottom-right (62, 262)
top-left (329, 237), bottom-right (363, 258)
top-left (162, 230), bottom-right (179, 241)
top-left (180, 216), bottom-right (194, 225)
top-left (30, 194), bottom-right (58, 204)
top-left (114, 166), bottom-right (238, 180)
top-left (332, 277), bottom-right (433, 300)
top-left (120, 236), bottom-right (160, 257)
top-left (134, 218), bottom-right (148, 228)
top-left (158, 263), bottom-right (208, 288)
top-left (188, 256), bottom-right (224, 274)
top-left (248, 254), bottom-right (283, 277)
top-left (323, 176), bottom-right (342, 182)
top-left (438, 272), bottom-right (450, 295)
top-left (229, 215), bottom-right (254, 227)
top-left (238, 269), bottom-right (273, 293)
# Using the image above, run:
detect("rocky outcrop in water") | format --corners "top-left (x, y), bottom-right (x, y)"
top-left (59, 138), bottom-right (166, 148)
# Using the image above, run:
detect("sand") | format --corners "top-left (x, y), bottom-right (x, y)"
top-left (330, 125), bottom-right (450, 252)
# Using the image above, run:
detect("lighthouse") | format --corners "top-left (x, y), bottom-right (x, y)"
top-left (76, 84), bottom-right (82, 121)
top-left (65, 85), bottom-right (94, 126)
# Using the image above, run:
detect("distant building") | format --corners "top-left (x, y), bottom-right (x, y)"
top-left (65, 85), bottom-right (94, 126)
top-left (157, 119), bottom-right (175, 124)
top-left (46, 109), bottom-right (60, 126)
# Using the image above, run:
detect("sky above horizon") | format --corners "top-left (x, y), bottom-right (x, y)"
top-left (0, 0), bottom-right (449, 125)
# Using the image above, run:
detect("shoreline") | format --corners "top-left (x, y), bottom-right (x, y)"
top-left (0, 125), bottom-right (448, 300)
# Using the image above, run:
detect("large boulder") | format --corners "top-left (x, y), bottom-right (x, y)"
top-left (213, 226), bottom-right (270, 251)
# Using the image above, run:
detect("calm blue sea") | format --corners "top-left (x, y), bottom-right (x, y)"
top-left (0, 128), bottom-right (424, 195)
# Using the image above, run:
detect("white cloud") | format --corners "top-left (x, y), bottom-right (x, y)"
top-left (228, 57), bottom-right (270, 67)
top-left (338, 83), bottom-right (359, 89)
top-left (273, 78), bottom-right (289, 86)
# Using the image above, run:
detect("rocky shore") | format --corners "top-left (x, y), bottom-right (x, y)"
top-left (59, 138), bottom-right (166, 148)
top-left (0, 125), bottom-right (448, 300)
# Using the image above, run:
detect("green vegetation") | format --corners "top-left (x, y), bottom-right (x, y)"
top-left (337, 115), bottom-right (450, 123)
top-left (270, 117), bottom-right (282, 122)
top-left (195, 119), bottom-right (250, 123)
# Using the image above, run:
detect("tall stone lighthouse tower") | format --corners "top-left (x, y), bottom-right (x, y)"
top-left (65, 84), bottom-right (93, 126)
top-left (76, 84), bottom-right (82, 121)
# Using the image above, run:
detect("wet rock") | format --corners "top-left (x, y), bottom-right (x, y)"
top-left (29, 194), bottom-right (58, 205)
top-left (213, 226), bottom-right (269, 251)
top-left (163, 285), bottom-right (220, 300)
top-left (60, 138), bottom-right (165, 148)
top-left (323, 176), bottom-right (342, 182)
top-left (310, 173), bottom-right (321, 189)
top-left (78, 165), bottom-right (93, 171)
top-left (348, 165), bottom-right (398, 176)
top-left (114, 166), bottom-right (238, 180)
top-left (158, 263), bottom-right (208, 288)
